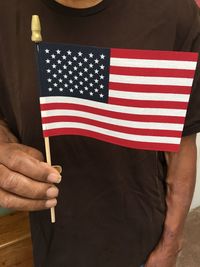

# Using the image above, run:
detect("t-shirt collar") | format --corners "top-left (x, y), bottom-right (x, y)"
top-left (41, 0), bottom-right (110, 16)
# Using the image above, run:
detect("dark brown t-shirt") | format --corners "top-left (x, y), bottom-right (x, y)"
top-left (0, 0), bottom-right (200, 266)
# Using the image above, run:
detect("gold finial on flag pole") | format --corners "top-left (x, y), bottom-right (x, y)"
top-left (31, 15), bottom-right (42, 42)
top-left (31, 15), bottom-right (56, 223)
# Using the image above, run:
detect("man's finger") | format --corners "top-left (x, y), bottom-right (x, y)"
top-left (0, 164), bottom-right (59, 200)
top-left (0, 188), bottom-right (57, 211)
top-left (0, 143), bottom-right (61, 183)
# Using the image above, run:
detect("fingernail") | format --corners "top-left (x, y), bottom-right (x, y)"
top-left (52, 165), bottom-right (62, 174)
top-left (45, 199), bottom-right (57, 208)
top-left (47, 173), bottom-right (62, 184)
top-left (46, 187), bottom-right (59, 198)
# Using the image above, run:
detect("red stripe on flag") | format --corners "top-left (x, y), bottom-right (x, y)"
top-left (109, 66), bottom-right (195, 78)
top-left (109, 98), bottom-right (188, 109)
top-left (42, 116), bottom-right (182, 138)
top-left (40, 103), bottom-right (185, 124)
top-left (109, 82), bottom-right (192, 94)
top-left (43, 128), bottom-right (180, 152)
top-left (111, 48), bottom-right (198, 61)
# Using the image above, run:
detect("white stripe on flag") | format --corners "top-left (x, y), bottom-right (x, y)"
top-left (109, 90), bottom-right (190, 102)
top-left (110, 58), bottom-right (197, 70)
top-left (109, 74), bottom-right (194, 86)
top-left (41, 109), bottom-right (183, 131)
top-left (42, 122), bottom-right (181, 144)
top-left (40, 97), bottom-right (187, 117)
top-left (43, 122), bottom-right (180, 144)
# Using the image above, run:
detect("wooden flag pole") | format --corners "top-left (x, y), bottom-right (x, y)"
top-left (31, 15), bottom-right (56, 223)
top-left (44, 137), bottom-right (56, 223)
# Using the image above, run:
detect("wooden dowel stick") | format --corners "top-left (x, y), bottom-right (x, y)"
top-left (31, 15), bottom-right (56, 223)
top-left (44, 137), bottom-right (52, 165)
top-left (44, 137), bottom-right (56, 223)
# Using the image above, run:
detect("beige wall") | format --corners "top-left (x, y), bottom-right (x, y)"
top-left (191, 134), bottom-right (200, 209)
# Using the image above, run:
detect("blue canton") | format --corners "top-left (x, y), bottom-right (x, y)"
top-left (38, 43), bottom-right (110, 103)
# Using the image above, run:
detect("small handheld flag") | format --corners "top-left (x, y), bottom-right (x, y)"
top-left (36, 42), bottom-right (198, 152)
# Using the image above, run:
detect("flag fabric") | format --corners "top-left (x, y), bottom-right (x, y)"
top-left (36, 42), bottom-right (198, 152)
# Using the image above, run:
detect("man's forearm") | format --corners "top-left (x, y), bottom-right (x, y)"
top-left (0, 120), bottom-right (19, 143)
top-left (162, 135), bottom-right (197, 250)
top-left (145, 135), bottom-right (197, 266)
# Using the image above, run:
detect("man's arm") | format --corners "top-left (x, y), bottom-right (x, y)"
top-left (145, 134), bottom-right (197, 267)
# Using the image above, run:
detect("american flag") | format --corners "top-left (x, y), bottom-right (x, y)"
top-left (36, 42), bottom-right (198, 152)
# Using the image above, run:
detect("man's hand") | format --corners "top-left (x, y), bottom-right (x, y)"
top-left (0, 142), bottom-right (61, 211)
top-left (145, 248), bottom-right (177, 267)
top-left (144, 236), bottom-right (181, 267)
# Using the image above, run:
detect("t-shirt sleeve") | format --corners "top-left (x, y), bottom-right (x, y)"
top-left (183, 54), bottom-right (200, 136)
top-left (179, 0), bottom-right (200, 136)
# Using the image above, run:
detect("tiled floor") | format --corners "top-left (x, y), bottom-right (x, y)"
top-left (177, 207), bottom-right (200, 267)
